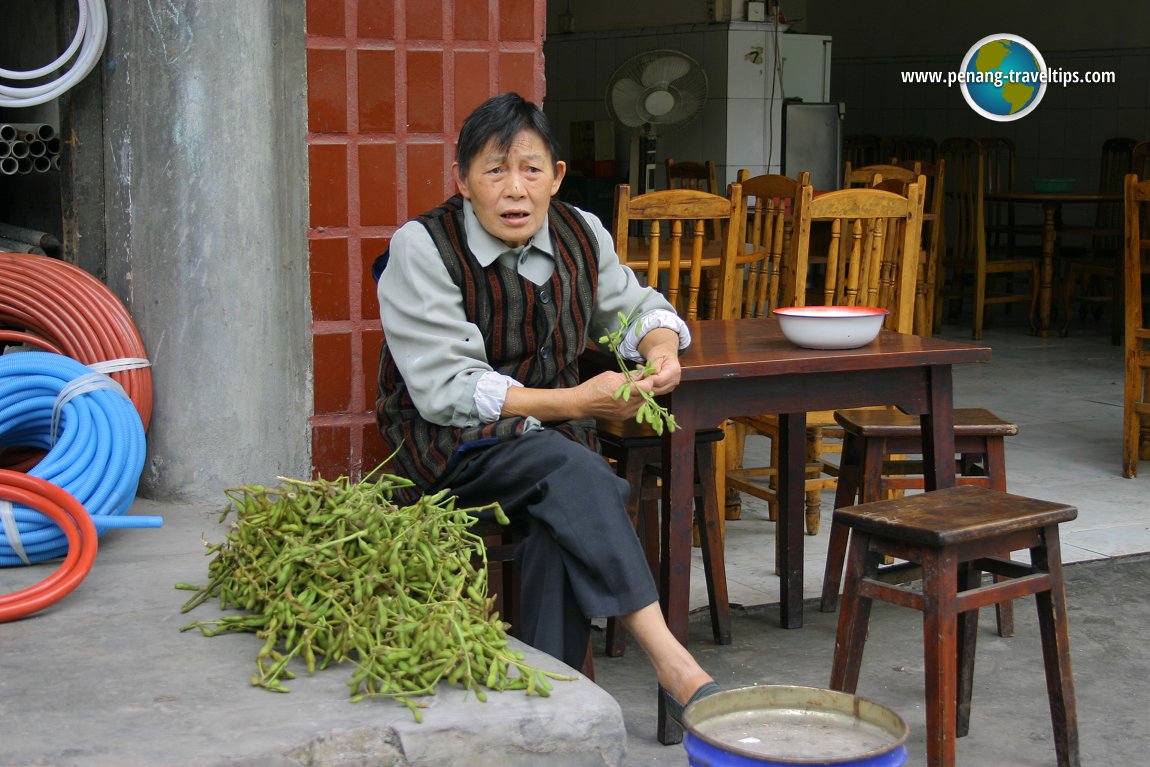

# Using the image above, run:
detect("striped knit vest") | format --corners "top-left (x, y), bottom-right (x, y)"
top-left (375, 195), bottom-right (600, 498)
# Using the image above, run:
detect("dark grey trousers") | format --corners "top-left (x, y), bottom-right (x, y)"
top-left (443, 428), bottom-right (659, 670)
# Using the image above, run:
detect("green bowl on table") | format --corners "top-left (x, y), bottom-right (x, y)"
top-left (1032, 177), bottom-right (1076, 193)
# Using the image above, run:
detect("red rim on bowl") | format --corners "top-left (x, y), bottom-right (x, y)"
top-left (773, 306), bottom-right (890, 319)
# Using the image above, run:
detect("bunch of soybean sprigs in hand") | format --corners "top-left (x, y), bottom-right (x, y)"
top-left (177, 473), bottom-right (575, 721)
top-left (599, 307), bottom-right (678, 435)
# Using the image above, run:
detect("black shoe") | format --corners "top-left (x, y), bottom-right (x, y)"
top-left (657, 681), bottom-right (722, 745)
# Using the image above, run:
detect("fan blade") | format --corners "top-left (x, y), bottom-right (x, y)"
top-left (640, 55), bottom-right (691, 88)
top-left (664, 89), bottom-right (700, 122)
top-left (610, 78), bottom-right (650, 127)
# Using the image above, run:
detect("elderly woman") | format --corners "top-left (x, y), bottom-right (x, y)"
top-left (374, 92), bottom-right (717, 742)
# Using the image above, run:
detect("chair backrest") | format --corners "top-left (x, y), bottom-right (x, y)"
top-left (843, 163), bottom-right (918, 189)
top-left (979, 136), bottom-right (1015, 193)
top-left (913, 158), bottom-right (946, 335)
top-left (843, 134), bottom-right (883, 170)
top-left (666, 159), bottom-right (721, 240)
top-left (734, 170), bottom-right (806, 318)
top-left (882, 134), bottom-right (938, 164)
top-left (613, 183), bottom-right (745, 321)
top-left (786, 182), bottom-right (925, 334)
top-left (939, 137), bottom-right (985, 267)
top-left (979, 136), bottom-right (1016, 247)
top-left (665, 158), bottom-right (718, 194)
top-left (1126, 173), bottom-right (1150, 337)
top-left (1123, 172), bottom-right (1150, 477)
top-left (1094, 138), bottom-right (1137, 254)
top-left (1132, 140), bottom-right (1150, 181)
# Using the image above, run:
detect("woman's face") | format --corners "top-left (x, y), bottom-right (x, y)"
top-left (453, 129), bottom-right (566, 248)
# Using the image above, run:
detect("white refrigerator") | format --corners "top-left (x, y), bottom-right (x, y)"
top-left (721, 27), bottom-right (837, 187)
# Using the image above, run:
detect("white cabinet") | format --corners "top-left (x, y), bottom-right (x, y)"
top-left (543, 24), bottom-right (833, 191)
top-left (722, 27), bottom-right (832, 184)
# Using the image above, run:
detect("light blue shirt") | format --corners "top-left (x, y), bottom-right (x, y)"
top-left (377, 199), bottom-right (690, 427)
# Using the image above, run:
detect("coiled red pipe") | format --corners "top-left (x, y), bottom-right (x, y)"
top-left (0, 252), bottom-right (152, 429)
top-left (0, 470), bottom-right (98, 622)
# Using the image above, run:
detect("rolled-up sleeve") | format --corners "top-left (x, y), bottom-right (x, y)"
top-left (377, 221), bottom-right (491, 427)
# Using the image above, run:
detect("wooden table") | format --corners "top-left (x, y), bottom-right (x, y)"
top-left (658, 318), bottom-right (992, 640)
top-left (984, 191), bottom-right (1123, 337)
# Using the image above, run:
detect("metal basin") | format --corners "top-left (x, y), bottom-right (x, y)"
top-left (682, 685), bottom-right (909, 766)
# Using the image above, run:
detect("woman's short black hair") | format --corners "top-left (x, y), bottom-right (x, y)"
top-left (456, 93), bottom-right (563, 174)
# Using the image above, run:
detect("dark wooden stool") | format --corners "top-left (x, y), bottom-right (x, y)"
top-left (475, 523), bottom-right (596, 680)
top-left (830, 485), bottom-right (1080, 767)
top-left (820, 407), bottom-right (1019, 639)
top-left (598, 425), bottom-right (731, 656)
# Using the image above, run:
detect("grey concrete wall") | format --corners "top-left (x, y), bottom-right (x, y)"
top-left (102, 1), bottom-right (311, 503)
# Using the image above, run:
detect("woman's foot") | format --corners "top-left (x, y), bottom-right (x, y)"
top-left (657, 681), bottom-right (722, 745)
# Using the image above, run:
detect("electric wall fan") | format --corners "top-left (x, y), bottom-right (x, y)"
top-left (604, 49), bottom-right (709, 193)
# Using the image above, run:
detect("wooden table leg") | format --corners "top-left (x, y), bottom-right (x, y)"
top-left (921, 365), bottom-right (957, 491)
top-left (660, 413), bottom-right (697, 643)
top-left (778, 411), bottom-right (807, 629)
top-left (658, 411), bottom-right (698, 746)
top-left (1037, 203), bottom-right (1058, 337)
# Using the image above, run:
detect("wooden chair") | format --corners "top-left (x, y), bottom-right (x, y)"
top-left (1123, 173), bottom-right (1150, 478)
top-left (900, 158), bottom-right (946, 335)
top-left (724, 182), bottom-right (925, 535)
top-left (1132, 140), bottom-right (1150, 180)
top-left (597, 182), bottom-right (747, 654)
top-left (721, 172), bottom-right (805, 520)
top-left (935, 137), bottom-right (1040, 339)
top-left (732, 170), bottom-right (809, 320)
top-left (665, 158), bottom-right (721, 239)
top-left (843, 134), bottom-right (882, 171)
top-left (846, 166), bottom-right (941, 339)
top-left (788, 183), bottom-right (924, 326)
top-left (882, 134), bottom-right (938, 165)
top-left (979, 136), bottom-right (1028, 250)
top-left (1060, 137), bottom-right (1137, 341)
top-left (842, 162), bottom-right (918, 190)
top-left (613, 184), bottom-right (742, 320)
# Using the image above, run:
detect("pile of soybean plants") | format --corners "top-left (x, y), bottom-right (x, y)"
top-left (177, 473), bottom-right (574, 720)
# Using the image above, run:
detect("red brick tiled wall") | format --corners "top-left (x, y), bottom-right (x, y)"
top-left (305, 0), bottom-right (547, 480)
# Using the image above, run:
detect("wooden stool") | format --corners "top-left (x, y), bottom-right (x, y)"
top-left (475, 523), bottom-right (596, 680)
top-left (598, 427), bottom-right (731, 656)
top-left (830, 486), bottom-right (1080, 767)
top-left (820, 407), bottom-right (1019, 640)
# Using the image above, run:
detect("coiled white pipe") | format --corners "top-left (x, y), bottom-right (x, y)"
top-left (0, 1), bottom-right (108, 108)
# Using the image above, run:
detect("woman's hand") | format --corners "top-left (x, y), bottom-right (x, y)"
top-left (636, 328), bottom-right (682, 396)
top-left (574, 369), bottom-right (655, 420)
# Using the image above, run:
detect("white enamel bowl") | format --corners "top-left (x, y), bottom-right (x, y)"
top-left (773, 306), bottom-right (890, 349)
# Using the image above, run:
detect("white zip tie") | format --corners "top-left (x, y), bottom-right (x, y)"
top-left (1, 499), bottom-right (30, 565)
top-left (49, 371), bottom-right (130, 446)
top-left (88, 357), bottom-right (151, 374)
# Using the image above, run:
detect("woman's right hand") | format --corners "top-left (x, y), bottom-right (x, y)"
top-left (575, 369), bottom-right (654, 421)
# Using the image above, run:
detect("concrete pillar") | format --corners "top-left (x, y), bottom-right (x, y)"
top-left (102, 1), bottom-right (311, 502)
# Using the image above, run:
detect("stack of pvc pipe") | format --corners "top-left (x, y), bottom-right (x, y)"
top-left (0, 221), bottom-right (61, 257)
top-left (1, 123), bottom-right (62, 176)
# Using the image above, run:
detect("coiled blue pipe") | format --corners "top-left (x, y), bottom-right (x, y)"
top-left (0, 351), bottom-right (159, 565)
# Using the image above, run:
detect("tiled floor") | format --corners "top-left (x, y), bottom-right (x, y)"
top-left (688, 312), bottom-right (1148, 613)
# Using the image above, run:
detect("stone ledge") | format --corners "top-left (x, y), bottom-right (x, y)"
top-left (4, 501), bottom-right (626, 767)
